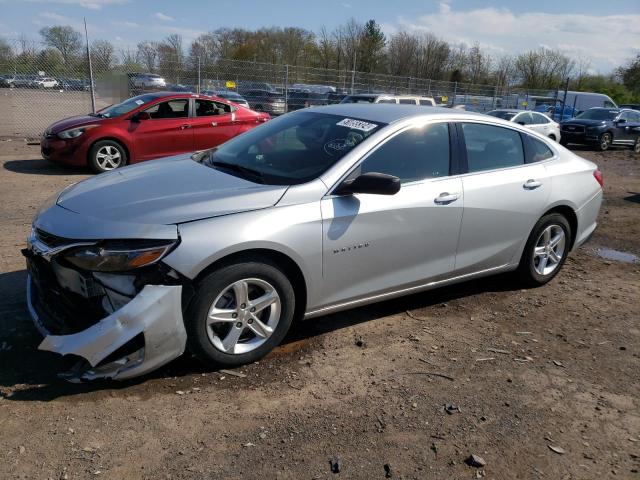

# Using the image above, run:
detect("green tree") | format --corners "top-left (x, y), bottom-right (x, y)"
top-left (358, 20), bottom-right (385, 73)
top-left (39, 25), bottom-right (82, 65)
top-left (618, 55), bottom-right (640, 99)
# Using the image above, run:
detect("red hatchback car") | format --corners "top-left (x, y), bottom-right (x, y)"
top-left (41, 92), bottom-right (270, 172)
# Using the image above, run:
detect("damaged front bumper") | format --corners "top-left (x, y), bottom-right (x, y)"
top-left (27, 276), bottom-right (187, 381)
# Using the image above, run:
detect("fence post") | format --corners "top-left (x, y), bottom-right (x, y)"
top-left (83, 18), bottom-right (96, 114)
top-left (493, 86), bottom-right (497, 109)
top-left (284, 64), bottom-right (289, 113)
top-left (197, 55), bottom-right (201, 94)
top-left (427, 79), bottom-right (431, 96)
top-left (452, 82), bottom-right (457, 107)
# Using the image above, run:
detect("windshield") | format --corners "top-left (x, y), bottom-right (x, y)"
top-left (575, 109), bottom-right (618, 120)
top-left (98, 93), bottom-right (165, 118)
top-left (202, 112), bottom-right (386, 185)
top-left (487, 110), bottom-right (517, 120)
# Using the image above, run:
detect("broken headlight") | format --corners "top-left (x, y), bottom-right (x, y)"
top-left (64, 240), bottom-right (176, 272)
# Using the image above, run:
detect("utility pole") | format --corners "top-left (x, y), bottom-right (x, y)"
top-left (84, 18), bottom-right (96, 114)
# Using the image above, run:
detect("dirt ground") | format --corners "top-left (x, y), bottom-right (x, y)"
top-left (0, 140), bottom-right (638, 480)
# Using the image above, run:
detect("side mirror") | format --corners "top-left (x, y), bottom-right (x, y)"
top-left (516, 121), bottom-right (526, 126)
top-left (616, 118), bottom-right (626, 124)
top-left (132, 111), bottom-right (151, 122)
top-left (335, 172), bottom-right (401, 196)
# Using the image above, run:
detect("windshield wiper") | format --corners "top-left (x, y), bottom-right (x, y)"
top-left (210, 160), bottom-right (265, 183)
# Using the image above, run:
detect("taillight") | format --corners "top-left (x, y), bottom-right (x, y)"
top-left (593, 169), bottom-right (604, 188)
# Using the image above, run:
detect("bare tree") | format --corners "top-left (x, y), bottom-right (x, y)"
top-left (91, 39), bottom-right (115, 72)
top-left (39, 26), bottom-right (82, 65)
top-left (136, 41), bottom-right (158, 72)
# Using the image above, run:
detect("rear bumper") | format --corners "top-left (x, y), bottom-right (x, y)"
top-left (28, 275), bottom-right (186, 381)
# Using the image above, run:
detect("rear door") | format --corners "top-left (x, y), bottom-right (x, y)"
top-left (454, 122), bottom-right (551, 275)
top-left (530, 112), bottom-right (553, 136)
top-left (191, 98), bottom-right (240, 150)
top-left (130, 98), bottom-right (194, 161)
top-left (320, 122), bottom-right (463, 307)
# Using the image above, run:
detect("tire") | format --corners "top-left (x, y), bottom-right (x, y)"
top-left (88, 140), bottom-right (127, 173)
top-left (597, 132), bottom-right (612, 151)
top-left (633, 137), bottom-right (640, 154)
top-left (185, 260), bottom-right (296, 369)
top-left (518, 213), bottom-right (572, 287)
top-left (548, 134), bottom-right (556, 141)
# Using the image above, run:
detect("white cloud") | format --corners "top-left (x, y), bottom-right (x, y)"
top-left (37, 11), bottom-right (101, 34)
top-left (341, 2), bottom-right (352, 8)
top-left (391, 6), bottom-right (640, 72)
top-left (25, 0), bottom-right (128, 10)
top-left (154, 12), bottom-right (173, 21)
top-left (113, 20), bottom-right (140, 28)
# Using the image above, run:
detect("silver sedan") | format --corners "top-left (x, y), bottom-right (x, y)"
top-left (24, 104), bottom-right (603, 381)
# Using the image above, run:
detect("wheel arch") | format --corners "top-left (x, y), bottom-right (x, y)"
top-left (541, 204), bottom-right (578, 249)
top-left (86, 136), bottom-right (131, 167)
top-left (192, 248), bottom-right (308, 322)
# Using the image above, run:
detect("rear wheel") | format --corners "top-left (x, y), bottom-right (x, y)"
top-left (518, 213), bottom-right (572, 287)
top-left (598, 132), bottom-right (612, 151)
top-left (88, 140), bottom-right (127, 173)
top-left (185, 260), bottom-right (295, 368)
top-left (633, 137), bottom-right (640, 154)
top-left (548, 134), bottom-right (556, 141)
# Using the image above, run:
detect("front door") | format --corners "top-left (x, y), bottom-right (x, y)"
top-left (130, 98), bottom-right (193, 161)
top-left (454, 121), bottom-right (551, 275)
top-left (319, 122), bottom-right (464, 309)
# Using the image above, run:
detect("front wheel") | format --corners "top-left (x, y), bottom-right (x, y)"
top-left (88, 140), bottom-right (127, 173)
top-left (518, 213), bottom-right (572, 287)
top-left (632, 137), bottom-right (640, 154)
top-left (598, 132), bottom-right (612, 151)
top-left (185, 260), bottom-right (296, 368)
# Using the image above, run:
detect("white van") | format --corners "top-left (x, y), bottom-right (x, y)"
top-left (341, 94), bottom-right (436, 106)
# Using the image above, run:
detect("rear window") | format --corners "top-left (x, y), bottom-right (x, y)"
top-left (526, 136), bottom-right (554, 162)
top-left (461, 123), bottom-right (525, 172)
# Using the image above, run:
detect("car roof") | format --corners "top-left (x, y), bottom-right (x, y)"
top-left (306, 103), bottom-right (483, 124)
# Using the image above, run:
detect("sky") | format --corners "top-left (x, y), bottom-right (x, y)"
top-left (0, 0), bottom-right (638, 72)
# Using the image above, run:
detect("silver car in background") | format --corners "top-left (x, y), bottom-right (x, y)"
top-left (24, 105), bottom-right (603, 381)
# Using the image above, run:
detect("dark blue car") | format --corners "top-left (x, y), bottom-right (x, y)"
top-left (560, 108), bottom-right (640, 152)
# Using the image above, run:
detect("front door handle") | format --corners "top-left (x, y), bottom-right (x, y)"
top-left (180, 124), bottom-right (191, 130)
top-left (523, 179), bottom-right (542, 189)
top-left (434, 192), bottom-right (460, 204)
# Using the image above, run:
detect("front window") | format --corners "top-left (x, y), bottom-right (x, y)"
top-left (98, 93), bottom-right (165, 118)
top-left (144, 99), bottom-right (189, 119)
top-left (357, 123), bottom-right (450, 183)
top-left (202, 112), bottom-right (386, 185)
top-left (575, 109), bottom-right (618, 121)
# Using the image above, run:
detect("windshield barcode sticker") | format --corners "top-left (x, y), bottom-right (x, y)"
top-left (336, 118), bottom-right (378, 132)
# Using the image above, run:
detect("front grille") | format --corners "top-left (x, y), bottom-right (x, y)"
top-left (561, 124), bottom-right (585, 133)
top-left (28, 255), bottom-right (106, 335)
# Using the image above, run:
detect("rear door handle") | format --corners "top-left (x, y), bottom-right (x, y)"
top-left (180, 124), bottom-right (191, 130)
top-left (523, 179), bottom-right (542, 189)
top-left (434, 192), bottom-right (460, 204)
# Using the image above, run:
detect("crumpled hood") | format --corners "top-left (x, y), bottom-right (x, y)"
top-left (57, 156), bottom-right (288, 225)
top-left (46, 115), bottom-right (106, 134)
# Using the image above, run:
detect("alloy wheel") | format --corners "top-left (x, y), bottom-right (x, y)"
top-left (206, 278), bottom-right (281, 354)
top-left (600, 133), bottom-right (611, 151)
top-left (95, 145), bottom-right (122, 170)
top-left (634, 138), bottom-right (640, 154)
top-left (533, 225), bottom-right (566, 276)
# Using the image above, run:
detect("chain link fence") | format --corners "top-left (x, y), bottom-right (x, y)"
top-left (0, 38), bottom-right (563, 138)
